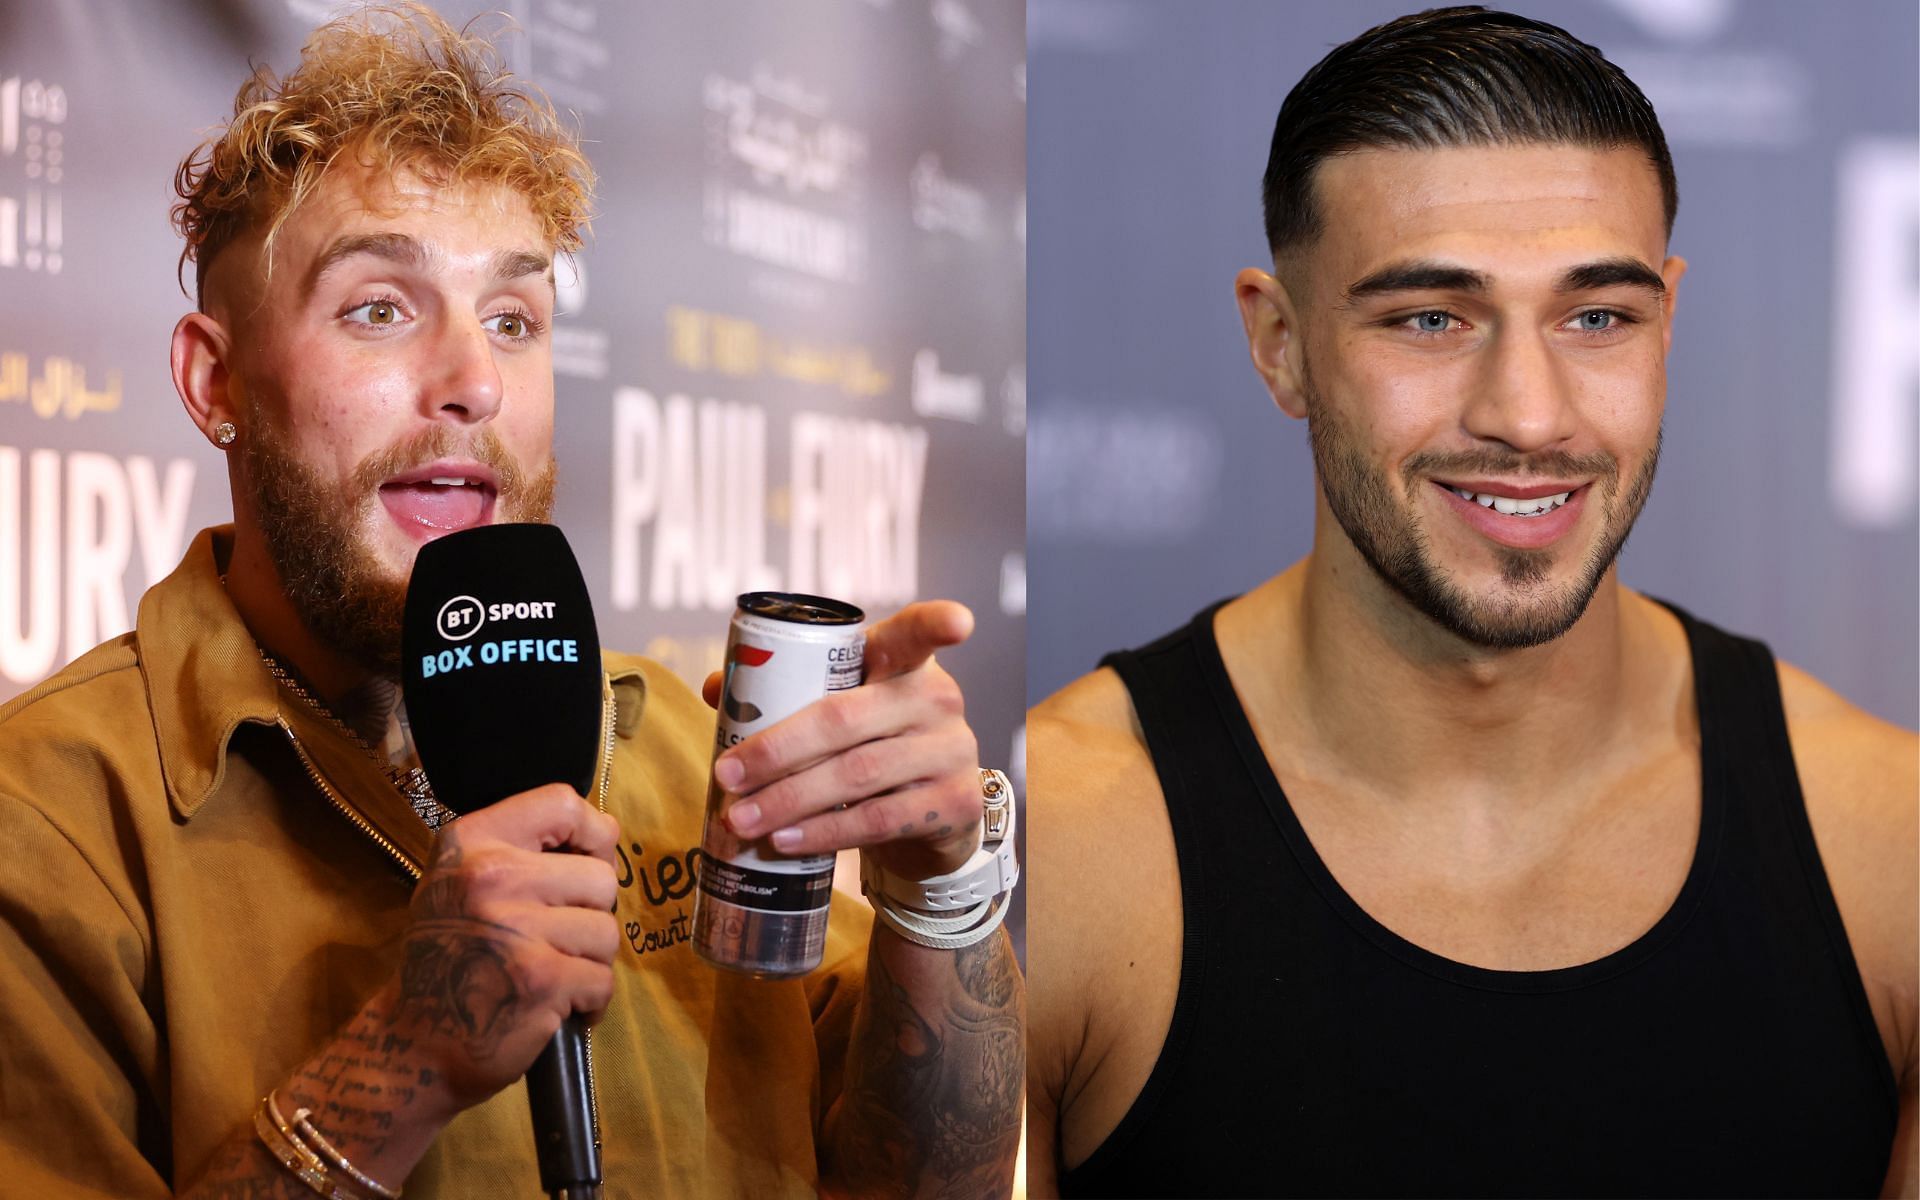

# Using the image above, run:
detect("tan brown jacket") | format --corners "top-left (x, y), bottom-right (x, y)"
top-left (0, 526), bottom-right (870, 1198)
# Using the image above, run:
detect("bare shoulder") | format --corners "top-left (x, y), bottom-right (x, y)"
top-left (1775, 659), bottom-right (1917, 1078)
top-left (1777, 659), bottom-right (1918, 850)
top-left (1027, 668), bottom-right (1172, 912)
top-left (1029, 666), bottom-right (1156, 804)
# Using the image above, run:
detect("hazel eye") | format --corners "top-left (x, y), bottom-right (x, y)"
top-left (483, 310), bottom-right (544, 340)
top-left (344, 299), bottom-right (403, 327)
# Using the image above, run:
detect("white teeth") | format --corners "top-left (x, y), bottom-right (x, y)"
top-left (428, 476), bottom-right (471, 486)
top-left (1446, 485), bottom-right (1575, 516)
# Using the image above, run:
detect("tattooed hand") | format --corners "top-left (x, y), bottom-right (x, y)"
top-left (182, 786), bottom-right (621, 1197)
top-left (704, 601), bottom-right (984, 883)
top-left (398, 783), bottom-right (622, 1109)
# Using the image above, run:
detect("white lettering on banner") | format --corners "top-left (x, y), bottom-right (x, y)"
top-left (1, 76), bottom-right (67, 274)
top-left (65, 452), bottom-right (132, 662)
top-left (702, 70), bottom-right (868, 283)
top-left (705, 71), bottom-right (865, 197)
top-left (911, 349), bottom-right (984, 422)
top-left (910, 154), bottom-right (989, 242)
top-left (1830, 137), bottom-right (1920, 528)
top-left (788, 413), bottom-right (926, 605)
top-left (718, 187), bottom-right (858, 281)
top-left (0, 448), bottom-right (58, 680)
top-left (610, 388), bottom-right (778, 612)
top-left (0, 447), bottom-right (196, 683)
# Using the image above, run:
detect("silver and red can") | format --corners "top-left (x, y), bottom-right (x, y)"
top-left (693, 591), bottom-right (865, 976)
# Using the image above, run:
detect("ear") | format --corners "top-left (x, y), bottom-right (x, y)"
top-left (171, 311), bottom-right (238, 446)
top-left (1657, 254), bottom-right (1688, 355)
top-left (1235, 267), bottom-right (1309, 419)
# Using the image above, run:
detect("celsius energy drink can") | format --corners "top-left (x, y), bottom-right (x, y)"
top-left (693, 591), bottom-right (865, 976)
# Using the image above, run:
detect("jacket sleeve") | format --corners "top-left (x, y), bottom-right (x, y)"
top-left (0, 793), bottom-right (171, 1198)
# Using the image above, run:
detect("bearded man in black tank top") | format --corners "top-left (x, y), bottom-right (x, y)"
top-left (1027, 8), bottom-right (1916, 1197)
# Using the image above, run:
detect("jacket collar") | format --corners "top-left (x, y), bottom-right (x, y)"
top-left (138, 526), bottom-right (282, 822)
top-left (141, 527), bottom-right (651, 842)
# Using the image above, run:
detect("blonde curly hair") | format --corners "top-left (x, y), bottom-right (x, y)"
top-left (171, 2), bottom-right (594, 305)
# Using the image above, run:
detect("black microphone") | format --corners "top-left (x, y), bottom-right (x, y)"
top-left (402, 523), bottom-right (605, 1200)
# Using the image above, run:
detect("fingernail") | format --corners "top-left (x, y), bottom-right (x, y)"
top-left (769, 827), bottom-right (802, 850)
top-left (714, 756), bottom-right (744, 789)
top-left (729, 801), bottom-right (760, 833)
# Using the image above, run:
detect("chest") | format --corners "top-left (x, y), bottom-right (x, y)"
top-left (1283, 745), bottom-right (1702, 971)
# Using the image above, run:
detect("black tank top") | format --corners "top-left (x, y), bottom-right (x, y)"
top-left (1059, 600), bottom-right (1897, 1199)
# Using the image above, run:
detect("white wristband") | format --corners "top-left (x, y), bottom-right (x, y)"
top-left (861, 768), bottom-right (1020, 915)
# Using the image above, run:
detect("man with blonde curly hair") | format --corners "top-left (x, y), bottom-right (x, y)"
top-left (0, 5), bottom-right (1023, 1198)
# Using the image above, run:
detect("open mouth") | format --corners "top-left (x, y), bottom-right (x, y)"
top-left (377, 463), bottom-right (499, 540)
top-left (1441, 484), bottom-right (1573, 518)
top-left (1431, 479), bottom-right (1588, 550)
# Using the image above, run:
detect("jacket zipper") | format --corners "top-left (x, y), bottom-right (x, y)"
top-left (279, 683), bottom-right (619, 1144)
top-left (277, 718), bottom-right (422, 881)
top-left (583, 681), bottom-right (616, 1149)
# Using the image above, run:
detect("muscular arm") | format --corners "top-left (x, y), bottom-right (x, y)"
top-left (820, 924), bottom-right (1025, 1199)
top-left (1023, 669), bottom-right (1181, 1197)
top-left (1779, 662), bottom-right (1919, 1198)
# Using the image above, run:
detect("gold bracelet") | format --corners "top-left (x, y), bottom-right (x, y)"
top-left (292, 1107), bottom-right (402, 1199)
top-left (253, 1093), bottom-right (342, 1199)
top-left (253, 1090), bottom-right (394, 1200)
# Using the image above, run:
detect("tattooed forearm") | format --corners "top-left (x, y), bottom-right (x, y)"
top-left (182, 918), bottom-right (523, 1196)
top-left (179, 985), bottom-right (455, 1198)
top-left (824, 927), bottom-right (1026, 1199)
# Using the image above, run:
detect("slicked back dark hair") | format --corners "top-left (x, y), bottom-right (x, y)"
top-left (1262, 6), bottom-right (1677, 257)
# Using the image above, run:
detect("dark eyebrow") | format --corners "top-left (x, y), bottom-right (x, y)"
top-left (305, 232), bottom-right (431, 298)
top-left (1342, 260), bottom-right (1489, 304)
top-left (1341, 256), bottom-right (1668, 307)
top-left (1557, 256), bottom-right (1666, 297)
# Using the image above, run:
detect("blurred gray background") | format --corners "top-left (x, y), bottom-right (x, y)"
top-left (1027, 0), bottom-right (1919, 729)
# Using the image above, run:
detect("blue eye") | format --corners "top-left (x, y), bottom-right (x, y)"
top-left (1578, 310), bottom-right (1615, 331)
top-left (1413, 311), bottom-right (1452, 333)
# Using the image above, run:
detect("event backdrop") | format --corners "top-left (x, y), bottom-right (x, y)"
top-left (0, 0), bottom-right (1026, 926)
top-left (1028, 0), bottom-right (1918, 729)
top-left (0, 0), bottom-right (1029, 768)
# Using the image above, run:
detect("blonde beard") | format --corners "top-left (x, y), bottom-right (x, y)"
top-left (240, 410), bottom-right (557, 676)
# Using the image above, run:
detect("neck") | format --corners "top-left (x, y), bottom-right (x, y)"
top-left (1234, 516), bottom-right (1664, 809)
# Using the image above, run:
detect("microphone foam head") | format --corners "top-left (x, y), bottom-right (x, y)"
top-left (401, 523), bottom-right (603, 813)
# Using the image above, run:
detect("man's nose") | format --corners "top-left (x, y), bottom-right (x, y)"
top-left (423, 314), bottom-right (504, 422)
top-left (1462, 324), bottom-right (1578, 454)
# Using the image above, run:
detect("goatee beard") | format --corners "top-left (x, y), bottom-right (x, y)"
top-left (240, 415), bottom-right (556, 677)
top-left (1303, 365), bottom-right (1658, 650)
